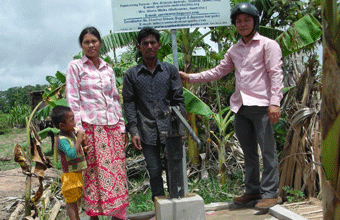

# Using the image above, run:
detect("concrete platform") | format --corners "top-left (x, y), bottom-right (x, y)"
top-left (125, 200), bottom-right (308, 220)
top-left (80, 200), bottom-right (308, 220)
top-left (154, 194), bottom-right (205, 220)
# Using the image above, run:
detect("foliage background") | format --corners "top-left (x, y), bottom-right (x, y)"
top-left (0, 84), bottom-right (47, 114)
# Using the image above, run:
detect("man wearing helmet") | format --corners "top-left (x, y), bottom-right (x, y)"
top-left (179, 2), bottom-right (283, 210)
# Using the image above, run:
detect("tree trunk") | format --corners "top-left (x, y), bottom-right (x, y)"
top-left (320, 47), bottom-right (340, 219)
top-left (320, 0), bottom-right (340, 217)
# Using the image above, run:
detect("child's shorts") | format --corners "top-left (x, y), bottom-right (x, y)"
top-left (61, 172), bottom-right (83, 204)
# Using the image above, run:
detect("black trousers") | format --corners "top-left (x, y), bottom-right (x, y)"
top-left (141, 138), bottom-right (169, 201)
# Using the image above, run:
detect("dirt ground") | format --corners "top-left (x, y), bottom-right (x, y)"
top-left (0, 167), bottom-right (61, 220)
top-left (0, 142), bottom-right (324, 220)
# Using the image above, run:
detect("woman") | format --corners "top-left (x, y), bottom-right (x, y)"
top-left (66, 26), bottom-right (129, 220)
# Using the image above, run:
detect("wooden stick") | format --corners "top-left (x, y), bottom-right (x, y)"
top-left (25, 119), bottom-right (32, 217)
top-left (9, 203), bottom-right (24, 220)
top-left (300, 209), bottom-right (323, 215)
top-left (53, 136), bottom-right (58, 163)
top-left (48, 200), bottom-right (61, 220)
top-left (42, 188), bottom-right (52, 208)
top-left (282, 201), bottom-right (311, 206)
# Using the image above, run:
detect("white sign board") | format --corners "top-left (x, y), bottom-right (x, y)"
top-left (112, 0), bottom-right (230, 33)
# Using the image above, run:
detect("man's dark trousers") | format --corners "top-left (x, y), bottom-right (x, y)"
top-left (141, 137), bottom-right (169, 201)
top-left (234, 105), bottom-right (279, 199)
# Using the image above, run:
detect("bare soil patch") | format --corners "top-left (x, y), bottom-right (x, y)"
top-left (0, 167), bottom-right (60, 219)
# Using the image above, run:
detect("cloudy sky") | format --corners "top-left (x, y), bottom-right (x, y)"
top-left (0, 0), bottom-right (119, 91)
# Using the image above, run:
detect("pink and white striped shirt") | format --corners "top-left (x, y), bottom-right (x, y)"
top-left (65, 56), bottom-right (125, 133)
top-left (190, 32), bottom-right (283, 113)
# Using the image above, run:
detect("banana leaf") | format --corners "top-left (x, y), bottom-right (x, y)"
top-left (55, 71), bottom-right (66, 84)
top-left (35, 99), bottom-right (67, 120)
top-left (35, 105), bottom-right (53, 121)
top-left (276, 14), bottom-right (322, 56)
top-left (46, 74), bottom-right (64, 89)
top-left (283, 86), bottom-right (294, 94)
top-left (42, 85), bottom-right (65, 103)
top-left (38, 127), bottom-right (60, 139)
top-left (164, 53), bottom-right (185, 70)
top-left (50, 99), bottom-right (67, 107)
top-left (183, 87), bottom-right (213, 117)
top-left (259, 26), bottom-right (283, 40)
top-left (115, 76), bottom-right (124, 87)
top-left (43, 71), bottom-right (66, 102)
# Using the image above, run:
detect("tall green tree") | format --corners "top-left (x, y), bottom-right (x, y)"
top-left (0, 85), bottom-right (48, 113)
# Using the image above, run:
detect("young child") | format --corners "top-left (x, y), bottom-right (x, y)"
top-left (51, 105), bottom-right (88, 220)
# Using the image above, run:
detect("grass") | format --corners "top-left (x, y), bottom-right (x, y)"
top-left (189, 172), bottom-right (243, 204)
top-left (128, 190), bottom-right (154, 213)
top-left (0, 127), bottom-right (26, 170)
top-left (0, 127), bottom-right (54, 171)
top-left (94, 170), bottom-right (242, 220)
top-left (127, 177), bottom-right (155, 214)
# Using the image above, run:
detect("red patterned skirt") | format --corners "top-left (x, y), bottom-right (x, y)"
top-left (82, 122), bottom-right (129, 218)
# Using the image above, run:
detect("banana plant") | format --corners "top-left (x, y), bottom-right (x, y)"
top-left (254, 0), bottom-right (313, 28)
top-left (253, 0), bottom-right (322, 56)
top-left (36, 71), bottom-right (67, 121)
top-left (209, 26), bottom-right (237, 53)
top-left (24, 100), bottom-right (44, 216)
top-left (320, 0), bottom-right (340, 218)
top-left (176, 28), bottom-right (214, 164)
top-left (183, 83), bottom-right (234, 186)
top-left (210, 109), bottom-right (234, 185)
top-left (209, 82), bottom-right (235, 185)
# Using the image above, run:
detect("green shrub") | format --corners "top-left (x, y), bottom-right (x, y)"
top-left (128, 188), bottom-right (154, 214)
top-left (282, 186), bottom-right (305, 203)
top-left (274, 117), bottom-right (289, 154)
top-left (52, 161), bottom-right (62, 170)
top-left (6, 102), bottom-right (32, 128)
top-left (0, 113), bottom-right (9, 134)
